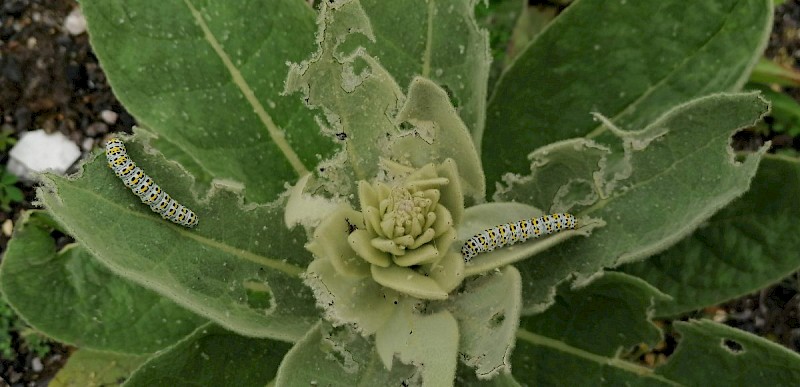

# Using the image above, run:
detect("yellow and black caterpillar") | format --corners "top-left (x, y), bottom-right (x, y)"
top-left (105, 138), bottom-right (198, 228)
top-left (461, 213), bottom-right (576, 262)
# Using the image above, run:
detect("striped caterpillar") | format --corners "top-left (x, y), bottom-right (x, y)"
top-left (105, 137), bottom-right (198, 228)
top-left (461, 213), bottom-right (576, 262)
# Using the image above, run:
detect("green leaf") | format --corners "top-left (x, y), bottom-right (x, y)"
top-left (749, 57), bottom-right (800, 87)
top-left (38, 133), bottom-right (319, 341)
top-left (500, 93), bottom-right (768, 313)
top-left (304, 258), bottom-right (398, 336)
top-left (0, 211), bottom-right (206, 354)
top-left (747, 83), bottom-right (800, 136)
top-left (476, 0), bottom-right (525, 92)
top-left (124, 323), bottom-right (292, 387)
top-left (392, 77), bottom-right (486, 201)
top-left (287, 0), bottom-right (486, 198)
top-left (275, 323), bottom-right (417, 385)
top-left (50, 349), bottom-right (147, 387)
top-left (512, 273), bottom-right (800, 384)
top-left (0, 170), bottom-right (17, 184)
top-left (4, 185), bottom-right (23, 202)
top-left (375, 298), bottom-right (459, 386)
top-left (656, 320), bottom-right (800, 383)
top-left (286, 0), bottom-right (405, 185)
top-left (455, 367), bottom-right (522, 387)
top-left (621, 155), bottom-right (800, 317)
top-left (506, 2), bottom-right (557, 65)
top-left (448, 266), bottom-right (522, 379)
top-left (354, 0), bottom-right (491, 140)
top-left (483, 0), bottom-right (772, 192)
top-left (493, 138), bottom-right (611, 213)
top-left (512, 272), bottom-right (672, 385)
top-left (82, 0), bottom-right (330, 202)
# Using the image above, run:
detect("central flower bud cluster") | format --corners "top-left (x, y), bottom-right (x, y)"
top-left (306, 159), bottom-right (465, 301)
top-left (354, 174), bottom-right (454, 268)
top-left (385, 187), bottom-right (434, 243)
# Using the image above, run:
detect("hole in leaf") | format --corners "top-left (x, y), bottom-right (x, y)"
top-left (50, 229), bottom-right (75, 251)
top-left (349, 55), bottom-right (370, 76)
top-left (439, 83), bottom-right (461, 109)
top-left (489, 312), bottom-right (505, 328)
top-left (398, 121), bottom-right (414, 131)
top-left (722, 338), bottom-right (744, 354)
top-left (243, 279), bottom-right (274, 310)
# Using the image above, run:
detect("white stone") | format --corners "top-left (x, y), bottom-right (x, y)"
top-left (81, 138), bottom-right (95, 151)
top-left (1, 219), bottom-right (12, 237)
top-left (64, 8), bottom-right (87, 36)
top-left (7, 130), bottom-right (81, 182)
top-left (31, 357), bottom-right (43, 372)
top-left (100, 109), bottom-right (118, 124)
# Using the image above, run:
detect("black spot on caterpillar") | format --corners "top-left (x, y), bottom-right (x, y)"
top-left (105, 137), bottom-right (198, 228)
top-left (461, 213), bottom-right (576, 262)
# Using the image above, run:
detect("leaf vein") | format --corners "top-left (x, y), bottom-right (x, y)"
top-left (516, 328), bottom-right (682, 386)
top-left (63, 182), bottom-right (305, 278)
top-left (182, 0), bottom-right (308, 176)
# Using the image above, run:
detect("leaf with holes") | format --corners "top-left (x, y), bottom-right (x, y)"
top-left (483, 0), bottom-right (772, 193)
top-left (82, 0), bottom-right (331, 202)
top-left (38, 132), bottom-right (319, 341)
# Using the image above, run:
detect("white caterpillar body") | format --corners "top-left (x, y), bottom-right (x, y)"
top-left (461, 213), bottom-right (576, 262)
top-left (105, 138), bottom-right (198, 228)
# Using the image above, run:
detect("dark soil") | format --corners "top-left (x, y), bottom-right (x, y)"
top-left (0, 0), bottom-right (134, 385)
top-left (0, 0), bottom-right (798, 384)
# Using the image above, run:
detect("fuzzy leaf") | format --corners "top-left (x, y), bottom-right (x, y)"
top-left (286, 0), bottom-right (485, 199)
top-left (622, 154), bottom-right (800, 317)
top-left (0, 211), bottom-right (206, 354)
top-left (285, 0), bottom-right (404, 184)
top-left (81, 0), bottom-right (329, 202)
top-left (493, 138), bottom-right (610, 214)
top-left (449, 266), bottom-right (522, 379)
top-left (124, 323), bottom-right (292, 386)
top-left (512, 272), bottom-right (671, 385)
top-left (392, 77), bottom-right (486, 201)
top-left (375, 299), bottom-right (459, 387)
top-left (275, 323), bottom-right (417, 385)
top-left (38, 132), bottom-right (318, 341)
top-left (354, 0), bottom-right (491, 140)
top-left (456, 367), bottom-right (522, 387)
top-left (501, 93), bottom-right (768, 313)
top-left (655, 320), bottom-right (800, 384)
top-left (512, 272), bottom-right (800, 384)
top-left (50, 349), bottom-right (147, 387)
top-left (483, 0), bottom-right (772, 192)
top-left (304, 258), bottom-right (398, 336)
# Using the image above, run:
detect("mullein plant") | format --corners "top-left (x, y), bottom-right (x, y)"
top-left (2, 0), bottom-right (800, 385)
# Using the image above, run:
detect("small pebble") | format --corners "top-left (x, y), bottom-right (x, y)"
top-left (1, 219), bottom-right (13, 237)
top-left (64, 8), bottom-right (87, 36)
top-left (31, 357), bottom-right (43, 372)
top-left (81, 137), bottom-right (94, 151)
top-left (26, 36), bottom-right (36, 49)
top-left (85, 122), bottom-right (108, 136)
top-left (100, 109), bottom-right (118, 124)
